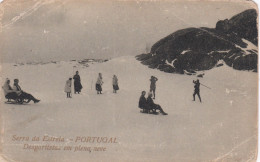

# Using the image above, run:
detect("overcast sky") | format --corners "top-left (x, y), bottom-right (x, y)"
top-left (0, 0), bottom-right (256, 63)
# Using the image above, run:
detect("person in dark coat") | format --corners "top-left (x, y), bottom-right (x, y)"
top-left (13, 79), bottom-right (40, 103)
top-left (73, 71), bottom-right (83, 94)
top-left (150, 76), bottom-right (158, 99)
top-left (138, 91), bottom-right (148, 113)
top-left (146, 92), bottom-right (168, 115)
top-left (193, 79), bottom-right (201, 102)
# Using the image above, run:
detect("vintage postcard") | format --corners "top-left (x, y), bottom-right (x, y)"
top-left (0, 0), bottom-right (258, 161)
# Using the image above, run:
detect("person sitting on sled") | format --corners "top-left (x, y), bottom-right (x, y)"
top-left (12, 79), bottom-right (40, 103)
top-left (2, 78), bottom-right (19, 101)
top-left (146, 92), bottom-right (168, 115)
top-left (138, 91), bottom-right (148, 113)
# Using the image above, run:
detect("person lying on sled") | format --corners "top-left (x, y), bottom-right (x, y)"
top-left (2, 78), bottom-right (19, 101)
top-left (12, 79), bottom-right (40, 103)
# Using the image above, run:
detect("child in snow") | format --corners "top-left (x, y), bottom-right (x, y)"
top-left (150, 76), bottom-right (158, 99)
top-left (96, 73), bottom-right (103, 94)
top-left (65, 78), bottom-right (72, 98)
top-left (112, 75), bottom-right (119, 93)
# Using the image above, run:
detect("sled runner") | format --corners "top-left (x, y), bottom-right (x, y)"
top-left (140, 110), bottom-right (159, 115)
top-left (4, 97), bottom-right (29, 104)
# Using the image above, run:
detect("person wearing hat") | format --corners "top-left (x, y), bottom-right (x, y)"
top-left (13, 79), bottom-right (40, 103)
top-left (193, 79), bottom-right (201, 102)
top-left (2, 78), bottom-right (19, 101)
top-left (150, 76), bottom-right (158, 99)
top-left (146, 92), bottom-right (168, 115)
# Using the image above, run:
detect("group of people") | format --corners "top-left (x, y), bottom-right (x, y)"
top-left (2, 78), bottom-right (40, 104)
top-left (64, 71), bottom-right (83, 98)
top-left (64, 71), bottom-right (119, 98)
top-left (2, 71), bottom-right (201, 116)
top-left (137, 76), bottom-right (202, 115)
top-left (138, 75), bottom-right (168, 115)
top-left (138, 91), bottom-right (168, 115)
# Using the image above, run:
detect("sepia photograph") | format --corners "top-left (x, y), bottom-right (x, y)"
top-left (0, 0), bottom-right (258, 161)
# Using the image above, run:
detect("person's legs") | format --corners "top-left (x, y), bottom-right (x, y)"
top-left (74, 82), bottom-right (76, 94)
top-left (193, 92), bottom-right (196, 101)
top-left (6, 92), bottom-right (18, 99)
top-left (19, 92), bottom-right (39, 103)
top-left (197, 92), bottom-right (201, 102)
top-left (96, 84), bottom-right (102, 94)
top-left (21, 92), bottom-right (35, 101)
top-left (96, 84), bottom-right (99, 94)
top-left (155, 104), bottom-right (167, 115)
top-left (153, 89), bottom-right (156, 99)
top-left (5, 92), bottom-right (19, 102)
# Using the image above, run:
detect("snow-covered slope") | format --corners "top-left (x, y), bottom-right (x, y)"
top-left (0, 56), bottom-right (257, 161)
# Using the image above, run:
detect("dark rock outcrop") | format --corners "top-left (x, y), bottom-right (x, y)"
top-left (136, 9), bottom-right (258, 74)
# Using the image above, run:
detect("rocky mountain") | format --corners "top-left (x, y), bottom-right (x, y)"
top-left (136, 9), bottom-right (258, 74)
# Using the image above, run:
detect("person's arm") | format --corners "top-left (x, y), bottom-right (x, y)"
top-left (138, 97), bottom-right (142, 108)
top-left (12, 85), bottom-right (22, 93)
top-left (2, 86), bottom-right (14, 93)
top-left (146, 97), bottom-right (152, 106)
top-left (155, 77), bottom-right (158, 81)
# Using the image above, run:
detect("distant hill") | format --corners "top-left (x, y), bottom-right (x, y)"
top-left (136, 9), bottom-right (258, 74)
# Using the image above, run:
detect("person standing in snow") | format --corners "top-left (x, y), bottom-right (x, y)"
top-left (193, 79), bottom-right (201, 102)
top-left (96, 73), bottom-right (103, 94)
top-left (146, 92), bottom-right (168, 115)
top-left (150, 76), bottom-right (158, 99)
top-left (65, 78), bottom-right (72, 98)
top-left (73, 71), bottom-right (83, 94)
top-left (112, 75), bottom-right (119, 93)
top-left (12, 79), bottom-right (40, 103)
